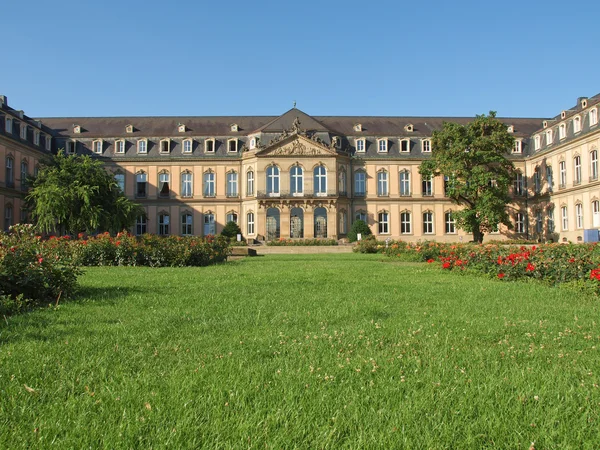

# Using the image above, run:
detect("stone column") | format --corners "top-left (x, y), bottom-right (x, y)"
top-left (304, 205), bottom-right (314, 238)
top-left (327, 206), bottom-right (338, 239)
top-left (280, 205), bottom-right (290, 239)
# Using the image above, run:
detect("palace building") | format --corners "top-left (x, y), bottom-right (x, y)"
top-left (1, 93), bottom-right (600, 242)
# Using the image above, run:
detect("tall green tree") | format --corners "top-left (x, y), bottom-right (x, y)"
top-left (419, 112), bottom-right (515, 243)
top-left (26, 151), bottom-right (143, 235)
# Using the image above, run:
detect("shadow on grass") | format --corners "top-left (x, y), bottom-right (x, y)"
top-left (72, 285), bottom-right (141, 306)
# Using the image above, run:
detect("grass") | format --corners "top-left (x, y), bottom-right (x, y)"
top-left (1, 253), bottom-right (599, 449)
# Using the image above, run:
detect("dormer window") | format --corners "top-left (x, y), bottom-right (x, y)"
top-left (45, 135), bottom-right (51, 151)
top-left (513, 139), bottom-right (522, 154)
top-left (178, 124), bottom-right (186, 133)
top-left (250, 137), bottom-right (256, 150)
top-left (546, 129), bottom-right (553, 145)
top-left (5, 116), bottom-right (12, 134)
top-left (591, 108), bottom-right (598, 127)
top-left (534, 135), bottom-right (541, 150)
top-left (559, 123), bottom-right (566, 139)
top-left (228, 139), bottom-right (238, 153)
top-left (333, 136), bottom-right (342, 149)
top-left (126, 124), bottom-right (134, 133)
top-left (353, 123), bottom-right (362, 132)
top-left (160, 139), bottom-right (170, 153)
top-left (67, 141), bottom-right (77, 154)
top-left (377, 138), bottom-right (388, 153)
top-left (20, 124), bottom-right (27, 140)
top-left (561, 111), bottom-right (567, 119)
top-left (115, 139), bottom-right (125, 154)
top-left (507, 125), bottom-right (514, 133)
top-left (73, 125), bottom-right (81, 134)
top-left (573, 116), bottom-right (581, 133)
top-left (137, 139), bottom-right (147, 154)
top-left (205, 138), bottom-right (215, 153)
top-left (421, 139), bottom-right (430, 153)
top-left (230, 124), bottom-right (239, 132)
top-left (404, 124), bottom-right (414, 132)
top-left (34, 130), bottom-right (40, 146)
top-left (93, 140), bottom-right (103, 154)
top-left (182, 139), bottom-right (193, 153)
top-left (356, 138), bottom-right (365, 153)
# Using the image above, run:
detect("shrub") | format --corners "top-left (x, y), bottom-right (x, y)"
top-left (221, 221), bottom-right (244, 242)
top-left (352, 235), bottom-right (381, 253)
top-left (347, 220), bottom-right (372, 243)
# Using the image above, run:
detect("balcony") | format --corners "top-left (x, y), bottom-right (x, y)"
top-left (256, 189), bottom-right (339, 199)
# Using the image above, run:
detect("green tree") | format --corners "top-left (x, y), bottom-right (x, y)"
top-left (26, 151), bottom-right (143, 235)
top-left (419, 112), bottom-right (515, 243)
top-left (221, 221), bottom-right (243, 241)
top-left (347, 219), bottom-right (372, 243)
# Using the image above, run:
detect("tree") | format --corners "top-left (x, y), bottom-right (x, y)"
top-left (419, 112), bottom-right (515, 243)
top-left (26, 151), bottom-right (143, 235)
top-left (221, 221), bottom-right (244, 241)
top-left (347, 219), bottom-right (372, 243)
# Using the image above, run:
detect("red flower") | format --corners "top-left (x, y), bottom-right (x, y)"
top-left (115, 241), bottom-right (121, 246)
top-left (497, 256), bottom-right (503, 265)
top-left (38, 257), bottom-right (43, 264)
top-left (526, 263), bottom-right (535, 272)
top-left (497, 273), bottom-right (505, 279)
top-left (427, 259), bottom-right (434, 263)
top-left (590, 268), bottom-right (600, 280)
top-left (78, 232), bottom-right (85, 239)
top-left (568, 258), bottom-right (575, 263)
top-left (442, 262), bottom-right (451, 269)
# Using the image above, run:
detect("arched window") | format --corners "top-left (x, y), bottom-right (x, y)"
top-left (591, 150), bottom-right (598, 181)
top-left (444, 212), bottom-right (455, 234)
top-left (561, 206), bottom-right (568, 231)
top-left (114, 172), bottom-right (125, 192)
top-left (354, 170), bottom-right (366, 196)
top-left (378, 211), bottom-right (389, 234)
top-left (203, 170), bottom-right (215, 197)
top-left (421, 174), bottom-right (433, 196)
top-left (546, 166), bottom-right (553, 192)
top-left (247, 212), bottom-right (255, 235)
top-left (377, 170), bottom-right (388, 196)
top-left (399, 170), bottom-right (411, 196)
top-left (547, 207), bottom-right (555, 233)
top-left (574, 156), bottom-right (582, 185)
top-left (135, 214), bottom-right (147, 235)
top-left (136, 171), bottom-right (147, 198)
top-left (181, 171), bottom-right (193, 198)
top-left (576, 203), bottom-right (583, 229)
top-left (290, 165), bottom-right (303, 195)
top-left (314, 165), bottom-right (327, 196)
top-left (159, 171), bottom-right (170, 197)
top-left (226, 171), bottom-right (238, 197)
top-left (423, 211), bottom-right (434, 234)
top-left (355, 210), bottom-right (367, 223)
top-left (246, 170), bottom-right (255, 196)
top-left (515, 212), bottom-right (525, 234)
top-left (559, 161), bottom-right (567, 188)
top-left (267, 166), bottom-right (280, 195)
top-left (5, 156), bottom-right (14, 188)
top-left (20, 160), bottom-right (28, 191)
top-left (533, 167), bottom-right (541, 194)
top-left (158, 212), bottom-right (170, 236)
top-left (226, 211), bottom-right (238, 224)
top-left (204, 212), bottom-right (216, 235)
top-left (593, 200), bottom-right (600, 227)
top-left (181, 212), bottom-right (193, 235)
top-left (338, 170), bottom-right (347, 196)
top-left (401, 211), bottom-right (411, 234)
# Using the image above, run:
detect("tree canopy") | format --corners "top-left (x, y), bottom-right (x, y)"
top-left (419, 112), bottom-right (515, 243)
top-left (26, 152), bottom-right (143, 235)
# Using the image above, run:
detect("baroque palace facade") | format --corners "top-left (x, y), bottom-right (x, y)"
top-left (1, 93), bottom-right (600, 243)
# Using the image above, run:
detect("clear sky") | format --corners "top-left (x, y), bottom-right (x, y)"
top-left (2, 0), bottom-right (599, 119)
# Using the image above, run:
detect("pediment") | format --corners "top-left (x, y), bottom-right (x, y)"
top-left (257, 135), bottom-right (337, 157)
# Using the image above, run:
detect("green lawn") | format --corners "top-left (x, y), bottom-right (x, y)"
top-left (1, 254), bottom-right (599, 449)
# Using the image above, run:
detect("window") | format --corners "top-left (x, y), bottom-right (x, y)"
top-left (535, 211), bottom-right (543, 233)
top-left (136, 215), bottom-right (147, 235)
top-left (534, 135), bottom-right (540, 150)
top-left (160, 139), bottom-right (170, 154)
top-left (203, 171), bottom-right (215, 197)
top-left (250, 138), bottom-right (256, 150)
top-left (574, 156), bottom-right (582, 185)
top-left (561, 206), bottom-right (568, 231)
top-left (515, 212), bottom-right (525, 234)
top-left (574, 116), bottom-right (581, 133)
top-left (246, 170), bottom-right (254, 196)
top-left (226, 212), bottom-right (238, 224)
top-left (126, 124), bottom-right (134, 133)
top-left (34, 131), bottom-right (40, 146)
top-left (92, 140), bottom-right (103, 154)
top-left (247, 212), bottom-right (255, 235)
top-left (267, 166), bottom-right (280, 195)
top-left (576, 203), bottom-right (583, 229)
top-left (545, 166), bottom-right (553, 193)
top-left (67, 141), bottom-right (76, 154)
top-left (4, 204), bottom-right (13, 231)
top-left (422, 174), bottom-right (433, 196)
top-left (590, 108), bottom-right (598, 127)
top-left (228, 139), bottom-right (238, 153)
top-left (20, 124), bottom-right (27, 140)
top-left (45, 135), bottom-right (52, 151)
top-left (399, 170), bottom-right (411, 196)
top-left (514, 173), bottom-right (523, 196)
top-left (548, 207), bottom-right (555, 233)
top-left (314, 166), bottom-right (327, 196)
top-left (354, 170), bottom-right (366, 196)
top-left (5, 157), bottom-right (14, 188)
top-left (356, 139), bottom-right (365, 153)
top-left (377, 170), bottom-right (388, 196)
top-left (136, 172), bottom-right (147, 198)
top-left (181, 172), bottom-right (193, 198)
top-left (20, 160), bottom-right (28, 191)
top-left (591, 150), bottom-right (598, 181)
top-left (5, 116), bottom-right (12, 134)
top-left (559, 124), bottom-right (566, 140)
top-left (203, 213), bottom-right (215, 236)
top-left (290, 165), bottom-right (304, 195)
top-left (421, 140), bottom-right (430, 153)
top-left (533, 167), bottom-right (541, 194)
top-left (115, 140), bottom-right (125, 154)
top-left (181, 213), bottom-right (193, 236)
top-left (378, 211), bottom-right (389, 234)
top-left (377, 139), bottom-right (387, 153)
top-left (338, 170), bottom-right (347, 195)
top-left (205, 139), bottom-right (215, 153)
top-left (423, 211), bottom-right (434, 234)
top-left (226, 171), bottom-right (238, 197)
top-left (137, 139), bottom-right (147, 154)
top-left (559, 161), bottom-right (567, 188)
top-left (114, 173), bottom-right (125, 192)
top-left (546, 129), bottom-right (553, 146)
top-left (445, 212), bottom-right (455, 234)
top-left (356, 211), bottom-right (367, 223)
top-left (159, 172), bottom-right (170, 197)
top-left (183, 139), bottom-right (192, 153)
top-left (158, 213), bottom-right (170, 236)
top-left (513, 140), bottom-right (522, 154)
top-left (401, 211), bottom-right (411, 234)
top-left (593, 200), bottom-right (600, 227)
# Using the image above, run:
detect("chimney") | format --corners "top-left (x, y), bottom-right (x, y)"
top-left (17, 110), bottom-right (24, 119)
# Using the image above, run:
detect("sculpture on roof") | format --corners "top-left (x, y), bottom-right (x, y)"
top-left (292, 117), bottom-right (301, 133)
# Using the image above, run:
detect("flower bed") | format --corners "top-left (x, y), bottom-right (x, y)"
top-left (266, 238), bottom-right (338, 246)
top-left (384, 240), bottom-right (600, 294)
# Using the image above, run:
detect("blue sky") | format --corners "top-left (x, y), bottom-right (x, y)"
top-left (2, 0), bottom-right (599, 119)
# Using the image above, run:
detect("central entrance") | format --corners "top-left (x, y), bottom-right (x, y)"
top-left (290, 207), bottom-right (304, 238)
top-left (266, 207), bottom-right (280, 240)
top-left (314, 207), bottom-right (327, 238)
